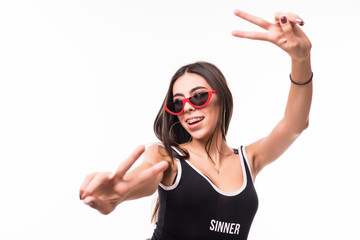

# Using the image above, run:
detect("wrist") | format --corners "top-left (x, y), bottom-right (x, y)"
top-left (290, 55), bottom-right (312, 84)
top-left (290, 72), bottom-right (313, 85)
top-left (291, 54), bottom-right (311, 65)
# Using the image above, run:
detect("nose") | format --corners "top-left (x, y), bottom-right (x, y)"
top-left (183, 101), bottom-right (195, 113)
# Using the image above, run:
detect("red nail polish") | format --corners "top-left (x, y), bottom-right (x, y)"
top-left (281, 16), bottom-right (287, 24)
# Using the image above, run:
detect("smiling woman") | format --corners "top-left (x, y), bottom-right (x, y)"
top-left (156, 63), bottom-right (233, 164)
top-left (79, 9), bottom-right (313, 240)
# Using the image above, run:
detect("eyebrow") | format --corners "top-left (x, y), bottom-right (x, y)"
top-left (173, 86), bottom-right (208, 98)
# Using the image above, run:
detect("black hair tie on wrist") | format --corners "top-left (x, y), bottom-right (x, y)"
top-left (290, 72), bottom-right (313, 85)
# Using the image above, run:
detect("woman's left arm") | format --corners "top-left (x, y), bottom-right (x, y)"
top-left (232, 10), bottom-right (313, 176)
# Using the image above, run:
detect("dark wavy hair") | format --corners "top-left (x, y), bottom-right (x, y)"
top-left (151, 61), bottom-right (233, 222)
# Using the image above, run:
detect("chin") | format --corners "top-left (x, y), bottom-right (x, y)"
top-left (188, 130), bottom-right (212, 142)
top-left (180, 120), bottom-right (215, 142)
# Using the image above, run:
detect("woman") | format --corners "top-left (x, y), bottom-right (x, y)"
top-left (79, 9), bottom-right (312, 239)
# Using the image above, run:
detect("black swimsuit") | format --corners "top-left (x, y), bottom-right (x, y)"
top-left (151, 146), bottom-right (258, 240)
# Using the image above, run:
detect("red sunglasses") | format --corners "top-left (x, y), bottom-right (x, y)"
top-left (164, 90), bottom-right (217, 115)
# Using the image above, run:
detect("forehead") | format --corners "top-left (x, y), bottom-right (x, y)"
top-left (172, 73), bottom-right (211, 95)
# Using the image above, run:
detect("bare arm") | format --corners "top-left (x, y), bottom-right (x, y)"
top-left (79, 145), bottom-right (169, 214)
top-left (232, 10), bottom-right (312, 176)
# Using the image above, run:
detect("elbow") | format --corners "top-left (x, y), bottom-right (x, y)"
top-left (296, 120), bottom-right (309, 135)
top-left (301, 119), bottom-right (309, 132)
top-left (304, 120), bottom-right (309, 130)
top-left (284, 118), bottom-right (309, 136)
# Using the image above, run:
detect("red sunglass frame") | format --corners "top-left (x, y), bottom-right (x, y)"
top-left (164, 90), bottom-right (217, 115)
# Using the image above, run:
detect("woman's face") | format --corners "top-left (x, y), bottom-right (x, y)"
top-left (172, 73), bottom-right (220, 141)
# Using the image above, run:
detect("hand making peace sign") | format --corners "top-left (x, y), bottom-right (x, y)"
top-left (79, 145), bottom-right (169, 215)
top-left (232, 9), bottom-right (312, 61)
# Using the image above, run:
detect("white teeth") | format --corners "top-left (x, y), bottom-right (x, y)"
top-left (187, 117), bottom-right (204, 124)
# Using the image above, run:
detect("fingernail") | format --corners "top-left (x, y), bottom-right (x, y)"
top-left (281, 16), bottom-right (287, 24)
top-left (87, 201), bottom-right (94, 206)
top-left (296, 18), bottom-right (305, 26)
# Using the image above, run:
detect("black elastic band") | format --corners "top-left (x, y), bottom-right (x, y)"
top-left (290, 72), bottom-right (313, 85)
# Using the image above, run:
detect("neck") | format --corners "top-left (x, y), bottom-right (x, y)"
top-left (185, 131), bottom-right (232, 165)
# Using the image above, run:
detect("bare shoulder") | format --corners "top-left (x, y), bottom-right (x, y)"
top-left (143, 143), bottom-right (178, 186)
top-left (142, 143), bottom-right (172, 166)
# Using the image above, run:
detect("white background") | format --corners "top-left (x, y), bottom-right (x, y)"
top-left (1, 0), bottom-right (359, 239)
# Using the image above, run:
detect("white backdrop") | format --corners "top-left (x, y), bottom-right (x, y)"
top-left (1, 0), bottom-right (359, 239)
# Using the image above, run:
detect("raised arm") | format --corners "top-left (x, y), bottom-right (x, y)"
top-left (232, 10), bottom-right (312, 177)
top-left (79, 145), bottom-right (169, 214)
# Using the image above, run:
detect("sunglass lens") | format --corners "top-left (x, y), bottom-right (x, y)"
top-left (189, 92), bottom-right (209, 106)
top-left (167, 100), bottom-right (184, 114)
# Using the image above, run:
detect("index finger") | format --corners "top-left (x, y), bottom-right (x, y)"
top-left (234, 9), bottom-right (271, 30)
top-left (113, 145), bottom-right (146, 179)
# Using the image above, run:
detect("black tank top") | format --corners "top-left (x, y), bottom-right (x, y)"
top-left (151, 146), bottom-right (258, 240)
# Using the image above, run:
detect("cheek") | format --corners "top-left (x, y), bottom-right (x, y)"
top-left (177, 115), bottom-right (183, 123)
top-left (209, 101), bottom-right (220, 116)
top-left (208, 105), bottom-right (221, 126)
top-left (177, 116), bottom-right (188, 128)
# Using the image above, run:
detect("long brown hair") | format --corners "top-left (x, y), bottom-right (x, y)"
top-left (152, 61), bottom-right (233, 222)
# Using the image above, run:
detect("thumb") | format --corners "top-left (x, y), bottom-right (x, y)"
top-left (126, 160), bottom-right (169, 190)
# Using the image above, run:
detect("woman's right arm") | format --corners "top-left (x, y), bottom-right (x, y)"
top-left (79, 144), bottom-right (170, 215)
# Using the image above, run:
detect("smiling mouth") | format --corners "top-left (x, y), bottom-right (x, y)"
top-left (186, 117), bottom-right (205, 125)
